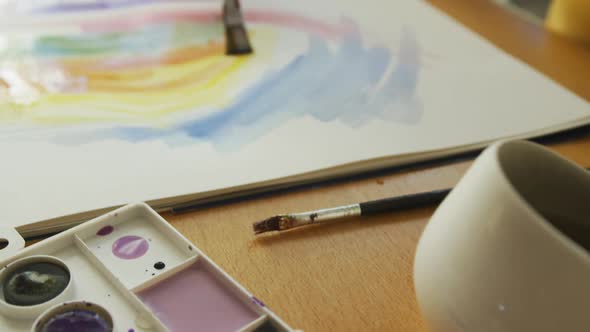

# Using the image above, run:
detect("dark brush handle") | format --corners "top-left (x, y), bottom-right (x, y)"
top-left (360, 188), bottom-right (451, 216)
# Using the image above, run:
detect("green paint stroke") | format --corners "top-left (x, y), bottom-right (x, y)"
top-left (33, 22), bottom-right (224, 58)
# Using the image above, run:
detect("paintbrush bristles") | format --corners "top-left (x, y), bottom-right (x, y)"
top-left (253, 204), bottom-right (361, 235)
top-left (253, 216), bottom-right (288, 234)
top-left (223, 0), bottom-right (253, 55)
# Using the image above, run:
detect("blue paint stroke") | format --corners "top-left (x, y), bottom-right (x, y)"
top-left (90, 28), bottom-right (422, 150)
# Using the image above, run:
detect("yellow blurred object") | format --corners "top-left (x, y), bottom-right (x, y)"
top-left (545, 0), bottom-right (590, 43)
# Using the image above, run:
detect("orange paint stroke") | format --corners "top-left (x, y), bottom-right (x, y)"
top-left (50, 41), bottom-right (230, 93)
top-left (163, 41), bottom-right (224, 65)
top-left (61, 40), bottom-right (224, 72)
top-left (85, 58), bottom-right (236, 93)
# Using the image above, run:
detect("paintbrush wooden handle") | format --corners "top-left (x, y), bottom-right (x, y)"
top-left (359, 188), bottom-right (451, 216)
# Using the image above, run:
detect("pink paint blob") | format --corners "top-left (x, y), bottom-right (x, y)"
top-left (112, 235), bottom-right (149, 259)
top-left (96, 225), bottom-right (114, 236)
top-left (136, 261), bottom-right (258, 332)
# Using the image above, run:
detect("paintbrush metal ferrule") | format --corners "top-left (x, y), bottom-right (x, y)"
top-left (253, 204), bottom-right (361, 234)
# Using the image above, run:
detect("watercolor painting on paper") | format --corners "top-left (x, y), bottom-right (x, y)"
top-left (0, 1), bottom-right (422, 150)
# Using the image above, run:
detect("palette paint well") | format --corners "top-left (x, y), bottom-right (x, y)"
top-left (136, 260), bottom-right (259, 332)
top-left (39, 309), bottom-right (111, 332)
top-left (112, 235), bottom-right (149, 260)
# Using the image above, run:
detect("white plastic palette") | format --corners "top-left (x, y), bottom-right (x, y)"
top-left (0, 203), bottom-right (293, 332)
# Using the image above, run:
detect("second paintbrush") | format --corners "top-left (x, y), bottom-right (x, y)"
top-left (252, 188), bottom-right (451, 234)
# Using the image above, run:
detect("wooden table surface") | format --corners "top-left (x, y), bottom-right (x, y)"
top-left (163, 1), bottom-right (590, 331)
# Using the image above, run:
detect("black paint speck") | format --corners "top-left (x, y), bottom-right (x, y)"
top-left (188, 245), bottom-right (193, 251)
top-left (151, 273), bottom-right (155, 276)
top-left (154, 262), bottom-right (165, 270)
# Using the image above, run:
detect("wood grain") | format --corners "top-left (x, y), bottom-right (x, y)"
top-left (164, 139), bottom-right (590, 332)
top-left (163, 1), bottom-right (590, 331)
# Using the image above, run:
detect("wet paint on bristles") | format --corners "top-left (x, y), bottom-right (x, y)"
top-left (223, 0), bottom-right (253, 55)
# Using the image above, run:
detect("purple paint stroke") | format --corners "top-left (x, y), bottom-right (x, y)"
top-left (112, 235), bottom-right (149, 259)
top-left (28, 0), bottom-right (198, 14)
top-left (251, 296), bottom-right (266, 307)
top-left (96, 225), bottom-right (114, 236)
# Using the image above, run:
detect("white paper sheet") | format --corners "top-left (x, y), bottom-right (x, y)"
top-left (0, 0), bottom-right (587, 231)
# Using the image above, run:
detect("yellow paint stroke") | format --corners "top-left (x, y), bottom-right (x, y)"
top-left (0, 28), bottom-right (277, 126)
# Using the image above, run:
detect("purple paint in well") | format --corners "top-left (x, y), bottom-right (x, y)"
top-left (136, 261), bottom-right (258, 332)
top-left (40, 309), bottom-right (110, 332)
top-left (96, 225), bottom-right (114, 236)
top-left (112, 235), bottom-right (149, 259)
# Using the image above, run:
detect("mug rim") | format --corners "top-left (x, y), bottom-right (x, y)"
top-left (492, 140), bottom-right (590, 263)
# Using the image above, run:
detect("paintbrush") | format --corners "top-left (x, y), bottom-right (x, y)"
top-left (254, 163), bottom-right (590, 234)
top-left (223, 0), bottom-right (253, 55)
top-left (253, 188), bottom-right (452, 234)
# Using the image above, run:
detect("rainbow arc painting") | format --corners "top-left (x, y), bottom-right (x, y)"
top-left (0, 1), bottom-right (422, 149)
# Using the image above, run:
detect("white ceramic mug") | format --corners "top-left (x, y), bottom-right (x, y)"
top-left (414, 140), bottom-right (590, 332)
